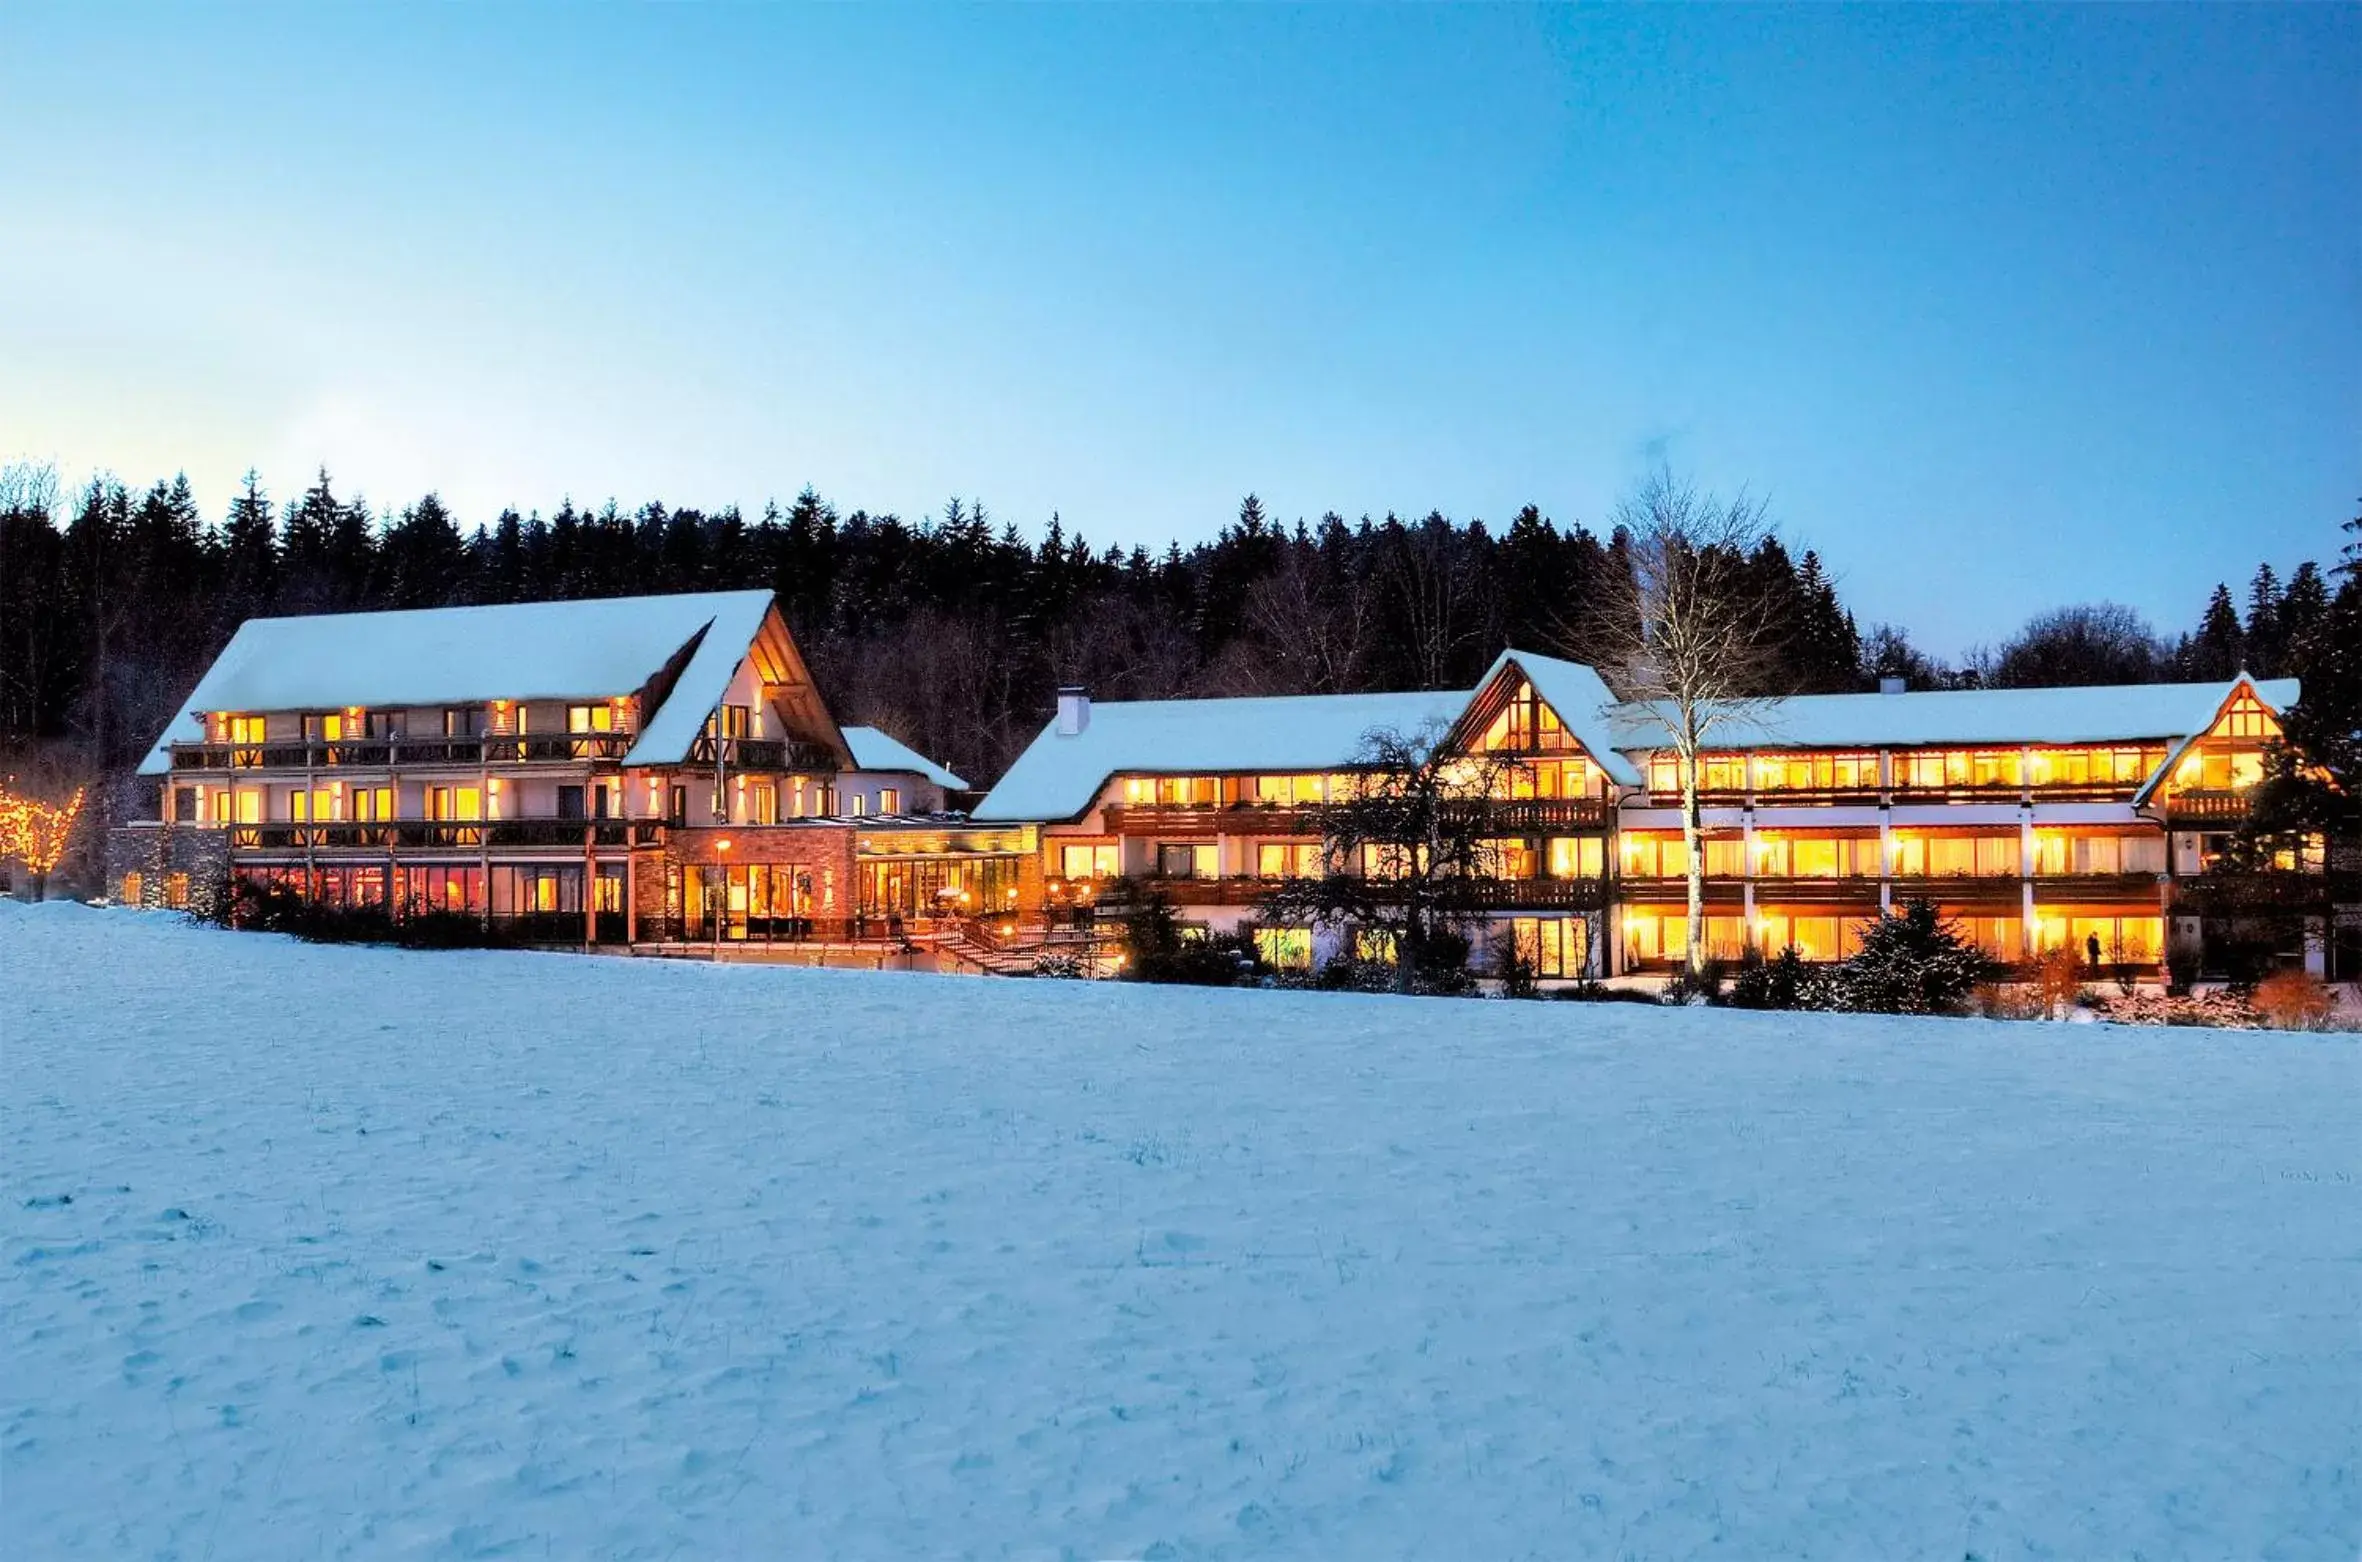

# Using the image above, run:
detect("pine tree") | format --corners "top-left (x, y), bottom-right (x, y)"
top-left (219, 470), bottom-right (277, 616)
top-left (2245, 563), bottom-right (2283, 674)
top-left (2187, 583), bottom-right (2245, 680)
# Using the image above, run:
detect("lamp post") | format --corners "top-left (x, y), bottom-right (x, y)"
top-left (712, 836), bottom-right (733, 961)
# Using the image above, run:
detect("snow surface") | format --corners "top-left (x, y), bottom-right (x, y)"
top-left (4, 901), bottom-right (2356, 1559)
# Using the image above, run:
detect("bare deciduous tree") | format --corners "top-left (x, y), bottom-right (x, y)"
top-left (1590, 469), bottom-right (1781, 977)
top-left (1267, 722), bottom-right (1522, 994)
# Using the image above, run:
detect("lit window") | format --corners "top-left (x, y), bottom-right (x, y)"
top-left (1255, 926), bottom-right (1314, 970)
top-left (878, 788), bottom-right (901, 815)
top-left (1060, 843), bottom-right (1120, 880)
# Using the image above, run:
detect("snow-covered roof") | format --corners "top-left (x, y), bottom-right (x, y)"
top-left (844, 726), bottom-right (970, 791)
top-left (139, 590), bottom-right (781, 775)
top-left (1603, 677), bottom-right (2301, 755)
top-left (1472, 650), bottom-right (1645, 787)
top-left (971, 688), bottom-right (1470, 822)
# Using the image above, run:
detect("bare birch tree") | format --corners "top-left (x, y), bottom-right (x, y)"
top-left (1590, 469), bottom-right (1780, 978)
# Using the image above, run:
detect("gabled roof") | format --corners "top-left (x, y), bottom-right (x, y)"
top-left (1462, 650), bottom-right (1645, 787)
top-left (844, 726), bottom-right (970, 791)
top-left (2127, 676), bottom-right (2293, 806)
top-left (138, 590), bottom-right (798, 775)
top-left (970, 688), bottom-right (1469, 823)
top-left (1602, 676), bottom-right (2301, 756)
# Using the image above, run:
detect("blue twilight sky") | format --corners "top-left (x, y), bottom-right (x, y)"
top-left (2, 4), bottom-right (2355, 655)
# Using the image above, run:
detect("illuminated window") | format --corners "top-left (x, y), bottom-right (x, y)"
top-left (1509, 916), bottom-right (1586, 978)
top-left (1256, 842), bottom-right (1323, 879)
top-left (1546, 836), bottom-right (1603, 878)
top-left (1751, 752), bottom-right (1878, 792)
top-left (1619, 832), bottom-right (1689, 879)
top-left (226, 715), bottom-right (266, 745)
top-left (748, 782), bottom-right (779, 825)
top-left (235, 790), bottom-right (261, 824)
top-left (1157, 843), bottom-right (1217, 880)
top-left (1059, 843), bottom-right (1120, 880)
top-left (164, 873), bottom-right (189, 909)
top-left (877, 788), bottom-right (901, 815)
top-left (568, 704), bottom-right (616, 734)
top-left (1255, 926), bottom-right (1314, 971)
top-left (427, 786), bottom-right (482, 822)
top-left (121, 871), bottom-right (143, 904)
top-left (1474, 680), bottom-right (1577, 753)
top-left (1473, 839), bottom-right (1532, 879)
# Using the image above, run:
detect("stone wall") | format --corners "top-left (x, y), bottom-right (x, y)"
top-left (104, 824), bottom-right (232, 917)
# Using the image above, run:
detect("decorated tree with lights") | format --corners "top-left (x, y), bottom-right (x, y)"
top-left (0, 784), bottom-right (85, 901)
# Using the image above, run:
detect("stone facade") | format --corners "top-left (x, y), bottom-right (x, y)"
top-left (105, 823), bottom-right (233, 917)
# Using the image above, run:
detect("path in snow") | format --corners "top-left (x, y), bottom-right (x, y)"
top-left (3, 901), bottom-right (2356, 1559)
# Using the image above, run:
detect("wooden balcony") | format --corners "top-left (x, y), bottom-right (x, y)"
top-left (2171, 869), bottom-right (2334, 915)
top-left (1101, 803), bottom-right (1314, 835)
top-left (2029, 873), bottom-right (2166, 903)
top-left (172, 733), bottom-right (636, 771)
top-left (228, 819), bottom-right (651, 852)
top-left (1100, 796), bottom-right (1611, 837)
top-left (685, 735), bottom-right (838, 772)
top-left (2158, 790), bottom-right (2252, 826)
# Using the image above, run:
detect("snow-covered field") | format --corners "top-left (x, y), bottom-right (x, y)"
top-left (3, 902), bottom-right (2355, 1560)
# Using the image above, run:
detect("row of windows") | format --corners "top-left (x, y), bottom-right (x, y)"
top-left (213, 702), bottom-right (636, 744)
top-left (1618, 831), bottom-right (2169, 879)
top-left (1618, 909), bottom-right (2166, 965)
top-left (1641, 746), bottom-right (2181, 795)
top-left (1062, 829), bottom-right (2173, 884)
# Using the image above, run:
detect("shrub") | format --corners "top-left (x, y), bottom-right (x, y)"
top-left (1660, 958), bottom-right (1726, 1006)
top-left (1729, 947), bottom-right (1808, 1010)
top-left (2164, 939), bottom-right (2202, 997)
top-left (1819, 900), bottom-right (1993, 1015)
top-left (1115, 888), bottom-right (1253, 985)
top-left (1489, 935), bottom-right (1540, 1000)
top-left (220, 880), bottom-right (518, 950)
top-left (1314, 956), bottom-right (1398, 993)
top-left (1029, 951), bottom-right (1084, 980)
top-left (1973, 981), bottom-right (2046, 1021)
top-left (2252, 969), bottom-right (2336, 1031)
top-left (2030, 946), bottom-right (2089, 1019)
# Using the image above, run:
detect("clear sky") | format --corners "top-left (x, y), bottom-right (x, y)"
top-left (3, 4), bottom-right (2354, 654)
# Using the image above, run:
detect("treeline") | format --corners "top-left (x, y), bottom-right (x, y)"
top-left (0, 461), bottom-right (2352, 795)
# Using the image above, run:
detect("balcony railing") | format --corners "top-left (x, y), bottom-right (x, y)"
top-left (172, 733), bottom-right (636, 770)
top-left (1101, 796), bottom-right (1611, 835)
top-left (228, 819), bottom-right (640, 851)
top-left (2158, 790), bottom-right (2252, 825)
top-left (685, 735), bottom-right (838, 772)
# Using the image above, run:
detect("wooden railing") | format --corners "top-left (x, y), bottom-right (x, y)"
top-left (685, 735), bottom-right (838, 772)
top-left (2159, 790), bottom-right (2252, 825)
top-left (228, 819), bottom-right (639, 851)
top-left (172, 733), bottom-right (636, 770)
top-left (1101, 796), bottom-right (1612, 835)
